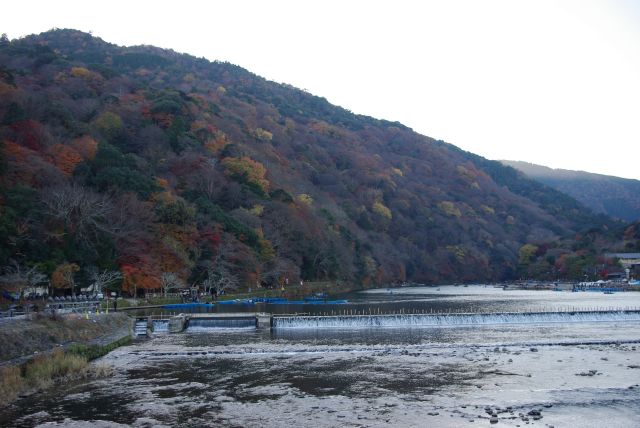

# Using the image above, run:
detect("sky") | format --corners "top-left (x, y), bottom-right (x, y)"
top-left (3, 0), bottom-right (640, 179)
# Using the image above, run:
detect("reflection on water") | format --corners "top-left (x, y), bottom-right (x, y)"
top-left (2, 285), bottom-right (640, 428)
top-left (134, 285), bottom-right (640, 319)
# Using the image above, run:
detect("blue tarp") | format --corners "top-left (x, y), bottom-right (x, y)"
top-left (213, 298), bottom-right (349, 306)
top-left (163, 303), bottom-right (215, 310)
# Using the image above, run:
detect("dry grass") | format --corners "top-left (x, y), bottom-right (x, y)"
top-left (92, 363), bottom-right (114, 378)
top-left (0, 338), bottom-right (125, 407)
top-left (23, 348), bottom-right (88, 389)
top-left (0, 366), bottom-right (24, 406)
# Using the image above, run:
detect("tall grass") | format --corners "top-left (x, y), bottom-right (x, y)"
top-left (0, 366), bottom-right (24, 406)
top-left (0, 335), bottom-right (131, 407)
top-left (23, 348), bottom-right (88, 389)
top-left (1, 349), bottom-right (89, 406)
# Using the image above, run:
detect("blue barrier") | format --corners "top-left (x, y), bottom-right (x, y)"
top-left (214, 298), bottom-right (349, 306)
top-left (163, 303), bottom-right (215, 310)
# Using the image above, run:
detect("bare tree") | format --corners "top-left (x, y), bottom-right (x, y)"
top-left (200, 238), bottom-right (241, 295)
top-left (260, 258), bottom-right (300, 288)
top-left (88, 267), bottom-right (122, 295)
top-left (161, 272), bottom-right (184, 297)
top-left (41, 184), bottom-right (114, 249)
top-left (0, 260), bottom-right (47, 298)
top-left (203, 264), bottom-right (238, 295)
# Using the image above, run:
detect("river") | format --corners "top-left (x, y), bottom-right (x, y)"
top-left (2, 285), bottom-right (640, 427)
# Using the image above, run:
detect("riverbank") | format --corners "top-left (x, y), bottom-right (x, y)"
top-left (0, 312), bottom-right (132, 407)
top-left (0, 312), bottom-right (131, 363)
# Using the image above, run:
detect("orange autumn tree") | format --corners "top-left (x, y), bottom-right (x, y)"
top-left (47, 136), bottom-right (97, 177)
top-left (70, 135), bottom-right (98, 160)
top-left (120, 263), bottom-right (161, 296)
top-left (51, 263), bottom-right (80, 291)
top-left (2, 140), bottom-right (31, 164)
top-left (48, 144), bottom-right (83, 176)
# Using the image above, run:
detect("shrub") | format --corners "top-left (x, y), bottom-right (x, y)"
top-left (67, 336), bottom-right (132, 361)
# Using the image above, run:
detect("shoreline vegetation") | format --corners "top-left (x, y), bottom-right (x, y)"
top-left (0, 312), bottom-right (132, 407)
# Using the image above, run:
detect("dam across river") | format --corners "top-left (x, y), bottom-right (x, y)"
top-left (136, 307), bottom-right (640, 335)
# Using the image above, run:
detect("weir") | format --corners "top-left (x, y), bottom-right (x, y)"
top-left (139, 309), bottom-right (640, 333)
top-left (271, 310), bottom-right (640, 329)
top-left (188, 318), bottom-right (256, 329)
top-left (184, 313), bottom-right (272, 331)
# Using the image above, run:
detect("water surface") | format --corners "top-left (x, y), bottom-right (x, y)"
top-left (3, 286), bottom-right (640, 427)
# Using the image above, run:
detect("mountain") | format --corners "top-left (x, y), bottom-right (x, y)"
top-left (501, 161), bottom-right (640, 222)
top-left (0, 30), bottom-right (615, 294)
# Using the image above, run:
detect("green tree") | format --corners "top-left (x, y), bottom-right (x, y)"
top-left (518, 244), bottom-right (538, 265)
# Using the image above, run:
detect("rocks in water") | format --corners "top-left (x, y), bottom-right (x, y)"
top-left (490, 416), bottom-right (499, 424)
top-left (576, 369), bottom-right (598, 376)
top-left (526, 409), bottom-right (543, 420)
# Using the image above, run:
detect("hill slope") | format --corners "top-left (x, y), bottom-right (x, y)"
top-left (0, 30), bottom-right (614, 293)
top-left (502, 161), bottom-right (640, 222)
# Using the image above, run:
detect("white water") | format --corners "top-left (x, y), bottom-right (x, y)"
top-left (187, 318), bottom-right (256, 329)
top-left (272, 310), bottom-right (640, 329)
top-left (152, 320), bottom-right (169, 333)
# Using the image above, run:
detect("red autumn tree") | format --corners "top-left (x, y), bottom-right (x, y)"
top-left (10, 120), bottom-right (46, 151)
top-left (48, 144), bottom-right (83, 176)
top-left (120, 263), bottom-right (161, 296)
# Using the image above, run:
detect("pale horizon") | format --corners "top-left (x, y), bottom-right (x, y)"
top-left (3, 0), bottom-right (639, 180)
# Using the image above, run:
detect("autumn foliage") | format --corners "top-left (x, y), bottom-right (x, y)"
top-left (0, 29), bottom-right (620, 297)
top-left (221, 156), bottom-right (270, 195)
top-left (51, 263), bottom-right (80, 289)
top-left (120, 264), bottom-right (161, 294)
top-left (48, 144), bottom-right (83, 176)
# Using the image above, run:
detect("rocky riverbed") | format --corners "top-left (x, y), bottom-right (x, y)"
top-left (0, 321), bottom-right (638, 427)
top-left (2, 286), bottom-right (640, 427)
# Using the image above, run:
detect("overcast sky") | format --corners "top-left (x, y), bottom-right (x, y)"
top-left (3, 0), bottom-right (640, 179)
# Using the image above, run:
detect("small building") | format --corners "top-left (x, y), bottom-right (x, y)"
top-left (605, 253), bottom-right (640, 279)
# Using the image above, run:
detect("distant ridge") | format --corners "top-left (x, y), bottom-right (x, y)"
top-left (501, 161), bottom-right (640, 222)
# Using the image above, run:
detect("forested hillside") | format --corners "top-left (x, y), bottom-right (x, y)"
top-left (0, 30), bottom-right (616, 295)
top-left (501, 160), bottom-right (640, 222)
